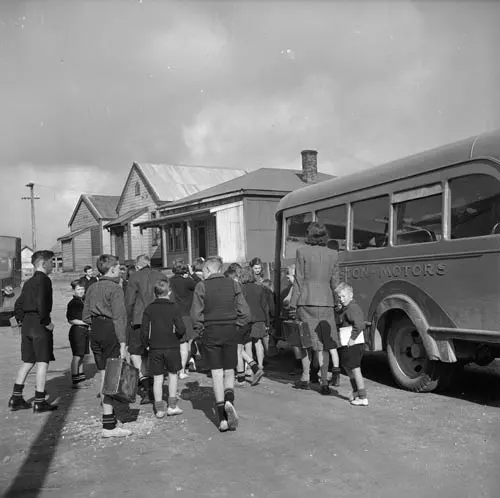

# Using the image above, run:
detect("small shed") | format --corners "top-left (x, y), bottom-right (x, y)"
top-left (21, 245), bottom-right (33, 279)
top-left (136, 151), bottom-right (334, 268)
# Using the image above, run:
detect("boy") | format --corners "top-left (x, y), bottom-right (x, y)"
top-left (335, 282), bottom-right (368, 406)
top-left (83, 254), bottom-right (132, 438)
top-left (67, 279), bottom-right (89, 388)
top-left (141, 279), bottom-right (186, 418)
top-left (224, 264), bottom-right (262, 387)
top-left (191, 256), bottom-right (250, 432)
top-left (80, 265), bottom-right (98, 292)
top-left (8, 250), bottom-right (57, 413)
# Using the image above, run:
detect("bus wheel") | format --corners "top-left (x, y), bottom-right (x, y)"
top-left (387, 317), bottom-right (452, 393)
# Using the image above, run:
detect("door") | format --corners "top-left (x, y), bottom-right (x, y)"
top-left (197, 227), bottom-right (206, 258)
top-left (115, 228), bottom-right (125, 262)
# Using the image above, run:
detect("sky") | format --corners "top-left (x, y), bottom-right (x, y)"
top-left (1, 0), bottom-right (499, 249)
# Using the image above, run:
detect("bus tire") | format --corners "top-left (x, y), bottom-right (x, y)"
top-left (386, 317), bottom-right (453, 393)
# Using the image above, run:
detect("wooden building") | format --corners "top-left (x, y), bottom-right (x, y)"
top-left (21, 245), bottom-right (33, 279)
top-left (103, 163), bottom-right (247, 266)
top-left (136, 151), bottom-right (334, 267)
top-left (57, 194), bottom-right (119, 272)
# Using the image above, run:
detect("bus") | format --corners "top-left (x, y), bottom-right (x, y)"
top-left (0, 236), bottom-right (22, 323)
top-left (274, 129), bottom-right (500, 392)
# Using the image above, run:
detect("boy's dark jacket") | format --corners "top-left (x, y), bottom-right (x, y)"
top-left (141, 298), bottom-right (186, 349)
top-left (242, 282), bottom-right (269, 324)
top-left (190, 273), bottom-right (250, 331)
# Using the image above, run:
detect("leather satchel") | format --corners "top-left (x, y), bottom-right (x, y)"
top-left (102, 358), bottom-right (139, 403)
top-left (283, 319), bottom-right (312, 349)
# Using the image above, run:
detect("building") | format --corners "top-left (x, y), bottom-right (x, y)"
top-left (21, 245), bottom-right (33, 279)
top-left (103, 163), bottom-right (247, 266)
top-left (136, 151), bottom-right (334, 267)
top-left (50, 241), bottom-right (63, 272)
top-left (57, 194), bottom-right (120, 272)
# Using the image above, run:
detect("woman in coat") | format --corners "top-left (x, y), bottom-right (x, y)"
top-left (289, 222), bottom-right (341, 393)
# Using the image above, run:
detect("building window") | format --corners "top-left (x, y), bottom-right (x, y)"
top-left (285, 212), bottom-right (313, 258)
top-left (90, 226), bottom-right (101, 256)
top-left (150, 212), bottom-right (160, 246)
top-left (394, 188), bottom-right (442, 245)
top-left (135, 181), bottom-right (140, 197)
top-left (450, 174), bottom-right (500, 239)
top-left (352, 196), bottom-right (389, 250)
top-left (167, 223), bottom-right (187, 252)
top-left (316, 204), bottom-right (347, 251)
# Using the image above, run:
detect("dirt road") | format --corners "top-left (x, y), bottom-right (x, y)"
top-left (1, 273), bottom-right (499, 497)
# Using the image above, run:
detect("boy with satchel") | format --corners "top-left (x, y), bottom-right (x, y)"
top-left (83, 254), bottom-right (132, 438)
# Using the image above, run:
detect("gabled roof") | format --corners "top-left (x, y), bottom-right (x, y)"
top-left (21, 245), bottom-right (33, 252)
top-left (116, 163), bottom-right (248, 213)
top-left (158, 168), bottom-right (334, 211)
top-left (68, 194), bottom-right (119, 227)
top-left (104, 207), bottom-right (148, 229)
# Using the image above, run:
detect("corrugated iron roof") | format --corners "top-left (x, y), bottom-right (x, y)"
top-left (159, 168), bottom-right (334, 211)
top-left (87, 195), bottom-right (119, 219)
top-left (137, 163), bottom-right (248, 202)
top-left (104, 207), bottom-right (148, 228)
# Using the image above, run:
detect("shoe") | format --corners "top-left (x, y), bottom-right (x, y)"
top-left (293, 380), bottom-right (310, 390)
top-left (140, 392), bottom-right (153, 405)
top-left (236, 380), bottom-right (247, 388)
top-left (178, 372), bottom-right (189, 380)
top-left (188, 360), bottom-right (197, 373)
top-left (101, 427), bottom-right (132, 438)
top-left (350, 397), bottom-right (369, 406)
top-left (167, 406), bottom-right (183, 416)
top-left (349, 391), bottom-right (359, 402)
top-left (330, 372), bottom-right (341, 387)
top-left (244, 368), bottom-right (252, 377)
top-left (251, 368), bottom-right (264, 386)
top-left (33, 400), bottom-right (58, 413)
top-left (224, 401), bottom-right (239, 431)
top-left (219, 420), bottom-right (229, 432)
top-left (320, 385), bottom-right (330, 396)
top-left (8, 396), bottom-right (31, 411)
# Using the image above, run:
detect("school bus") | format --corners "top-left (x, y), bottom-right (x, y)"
top-left (0, 236), bottom-right (22, 323)
top-left (274, 129), bottom-right (500, 392)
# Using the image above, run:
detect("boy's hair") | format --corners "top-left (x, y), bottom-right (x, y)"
top-left (335, 282), bottom-right (353, 296)
top-left (239, 267), bottom-right (256, 284)
top-left (203, 256), bottom-right (223, 274)
top-left (224, 262), bottom-right (242, 279)
top-left (136, 254), bottom-right (151, 268)
top-left (249, 257), bottom-right (262, 268)
top-left (262, 279), bottom-right (274, 291)
top-left (83, 265), bottom-right (92, 272)
top-left (172, 258), bottom-right (188, 275)
top-left (31, 250), bottom-right (54, 266)
top-left (154, 278), bottom-right (170, 297)
top-left (71, 279), bottom-right (84, 290)
top-left (96, 254), bottom-right (119, 275)
top-left (193, 257), bottom-right (205, 272)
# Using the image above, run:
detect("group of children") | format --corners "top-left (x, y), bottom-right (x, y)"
top-left (9, 250), bottom-right (368, 438)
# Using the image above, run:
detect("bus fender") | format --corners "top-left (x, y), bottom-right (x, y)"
top-left (370, 293), bottom-right (457, 363)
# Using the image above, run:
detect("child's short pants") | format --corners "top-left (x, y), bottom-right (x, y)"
top-left (68, 325), bottom-right (90, 357)
top-left (149, 348), bottom-right (182, 375)
top-left (338, 343), bottom-right (365, 370)
top-left (202, 324), bottom-right (238, 370)
top-left (21, 314), bottom-right (55, 364)
top-left (89, 317), bottom-right (120, 370)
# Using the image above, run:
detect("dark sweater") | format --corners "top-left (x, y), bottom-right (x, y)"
top-left (141, 298), bottom-right (186, 350)
top-left (338, 300), bottom-right (365, 341)
top-left (170, 274), bottom-right (196, 316)
top-left (242, 282), bottom-right (269, 324)
top-left (66, 297), bottom-right (85, 322)
top-left (190, 273), bottom-right (250, 330)
top-left (14, 271), bottom-right (52, 326)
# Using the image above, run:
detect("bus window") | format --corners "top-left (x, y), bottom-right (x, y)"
top-left (394, 193), bottom-right (442, 245)
top-left (450, 174), bottom-right (500, 239)
top-left (316, 204), bottom-right (347, 251)
top-left (352, 196), bottom-right (389, 250)
top-left (285, 212), bottom-right (313, 258)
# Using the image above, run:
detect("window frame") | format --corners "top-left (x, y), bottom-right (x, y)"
top-left (350, 195), bottom-right (390, 251)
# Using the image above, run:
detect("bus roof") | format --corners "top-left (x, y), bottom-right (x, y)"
top-left (276, 128), bottom-right (500, 214)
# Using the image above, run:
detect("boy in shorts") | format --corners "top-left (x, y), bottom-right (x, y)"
top-left (67, 279), bottom-right (89, 387)
top-left (8, 250), bottom-right (57, 413)
top-left (141, 279), bottom-right (186, 418)
top-left (83, 254), bottom-right (132, 438)
top-left (191, 256), bottom-right (250, 432)
top-left (335, 282), bottom-right (369, 406)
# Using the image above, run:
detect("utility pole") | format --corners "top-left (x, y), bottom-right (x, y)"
top-left (22, 183), bottom-right (40, 251)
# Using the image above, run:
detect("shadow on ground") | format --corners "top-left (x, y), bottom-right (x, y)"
top-left (180, 381), bottom-right (217, 427)
top-left (3, 363), bottom-right (100, 497)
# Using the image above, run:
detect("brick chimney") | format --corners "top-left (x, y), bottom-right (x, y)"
top-left (301, 150), bottom-right (318, 183)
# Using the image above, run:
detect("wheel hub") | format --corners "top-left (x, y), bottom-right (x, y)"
top-left (410, 343), bottom-right (424, 359)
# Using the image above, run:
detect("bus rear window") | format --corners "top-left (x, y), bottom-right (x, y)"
top-left (285, 213), bottom-right (313, 258)
top-left (450, 174), bottom-right (500, 239)
top-left (394, 194), bottom-right (442, 245)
